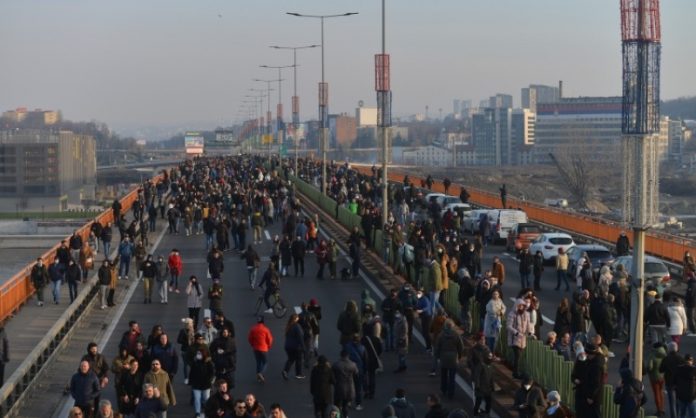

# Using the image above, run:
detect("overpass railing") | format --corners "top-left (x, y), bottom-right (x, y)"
top-left (0, 174), bottom-right (163, 416)
top-left (291, 172), bottom-right (655, 418)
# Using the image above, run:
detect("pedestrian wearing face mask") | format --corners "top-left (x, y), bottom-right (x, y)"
top-left (188, 345), bottom-right (215, 418)
top-left (507, 298), bottom-right (534, 378)
top-left (514, 374), bottom-right (546, 418)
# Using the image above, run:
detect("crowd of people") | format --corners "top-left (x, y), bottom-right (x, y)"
top-left (18, 154), bottom-right (696, 418)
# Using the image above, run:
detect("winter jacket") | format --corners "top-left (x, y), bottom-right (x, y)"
top-left (667, 302), bottom-right (688, 336)
top-left (31, 263), bottom-right (49, 288)
top-left (150, 343), bottom-right (178, 376)
top-left (434, 327), bottom-right (464, 369)
top-left (507, 309), bottom-right (533, 349)
top-left (284, 323), bottom-right (305, 351)
top-left (210, 335), bottom-right (237, 374)
top-left (188, 358), bottom-right (215, 390)
top-left (332, 357), bottom-right (358, 402)
top-left (483, 298), bottom-right (506, 338)
top-left (70, 369), bottom-right (100, 406)
top-left (310, 362), bottom-right (335, 405)
top-left (389, 397), bottom-right (417, 418)
top-left (514, 385), bottom-right (546, 418)
top-left (247, 323), bottom-right (273, 352)
top-left (168, 253), bottom-right (183, 275)
top-left (186, 281), bottom-right (204, 309)
top-left (647, 345), bottom-right (667, 382)
top-left (143, 369), bottom-right (176, 408)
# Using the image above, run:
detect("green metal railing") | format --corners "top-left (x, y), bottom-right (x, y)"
top-left (290, 174), bottom-right (655, 418)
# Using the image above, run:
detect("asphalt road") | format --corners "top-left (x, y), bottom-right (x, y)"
top-left (83, 219), bottom-right (479, 418)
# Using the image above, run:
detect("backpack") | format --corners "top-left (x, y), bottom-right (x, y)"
top-left (615, 379), bottom-right (646, 416)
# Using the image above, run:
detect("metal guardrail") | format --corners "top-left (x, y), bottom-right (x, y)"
top-left (292, 172), bottom-right (657, 418)
top-left (0, 174), bottom-right (164, 416)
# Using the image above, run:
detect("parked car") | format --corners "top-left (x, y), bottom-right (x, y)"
top-left (487, 209), bottom-right (529, 243)
top-left (506, 223), bottom-right (542, 253)
top-left (566, 244), bottom-right (614, 274)
top-left (441, 203), bottom-right (472, 219)
top-left (463, 209), bottom-right (490, 233)
top-left (529, 232), bottom-right (576, 262)
top-left (424, 193), bottom-right (446, 204)
top-left (611, 255), bottom-right (671, 286)
top-left (439, 196), bottom-right (462, 207)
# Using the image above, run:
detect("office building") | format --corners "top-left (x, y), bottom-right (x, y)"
top-left (511, 109), bottom-right (536, 165)
top-left (0, 129), bottom-right (96, 211)
top-left (521, 84), bottom-right (560, 112)
top-left (329, 114), bottom-right (357, 148)
top-left (488, 94), bottom-right (513, 109)
top-left (355, 106), bottom-right (378, 127)
top-left (472, 107), bottom-right (512, 166)
top-left (668, 119), bottom-right (687, 162)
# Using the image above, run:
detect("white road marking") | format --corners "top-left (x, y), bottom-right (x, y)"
top-left (264, 230), bottom-right (271, 240)
top-left (54, 225), bottom-right (168, 418)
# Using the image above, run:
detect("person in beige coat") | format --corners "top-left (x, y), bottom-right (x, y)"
top-left (507, 298), bottom-right (534, 378)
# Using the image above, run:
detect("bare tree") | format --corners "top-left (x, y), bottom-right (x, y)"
top-left (548, 147), bottom-right (598, 210)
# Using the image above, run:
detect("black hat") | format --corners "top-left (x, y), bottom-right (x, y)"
top-left (256, 316), bottom-right (264, 323)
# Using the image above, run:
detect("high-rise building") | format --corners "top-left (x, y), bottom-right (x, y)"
top-left (668, 119), bottom-right (687, 162)
top-left (453, 99), bottom-right (461, 116)
top-left (472, 107), bottom-right (512, 166)
top-left (329, 114), bottom-right (357, 148)
top-left (488, 94), bottom-right (513, 110)
top-left (521, 84), bottom-right (560, 112)
top-left (0, 129), bottom-right (96, 211)
top-left (511, 109), bottom-right (536, 165)
top-left (355, 106), bottom-right (378, 127)
top-left (534, 97), bottom-right (623, 164)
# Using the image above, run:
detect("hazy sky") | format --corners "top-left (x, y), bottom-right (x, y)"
top-left (1, 0), bottom-right (694, 135)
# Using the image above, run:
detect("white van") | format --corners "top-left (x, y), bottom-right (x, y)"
top-left (487, 209), bottom-right (529, 242)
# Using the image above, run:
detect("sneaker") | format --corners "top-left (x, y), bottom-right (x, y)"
top-left (282, 370), bottom-right (288, 380)
top-left (184, 378), bottom-right (189, 385)
top-left (295, 375), bottom-right (306, 380)
top-left (101, 305), bottom-right (106, 310)
top-left (608, 351), bottom-right (616, 358)
top-left (175, 289), bottom-right (180, 293)
top-left (429, 371), bottom-right (437, 377)
top-left (355, 404), bottom-right (363, 411)
top-left (257, 373), bottom-right (265, 383)
top-left (264, 308), bottom-right (273, 314)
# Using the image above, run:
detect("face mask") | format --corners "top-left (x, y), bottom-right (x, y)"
top-left (196, 353), bottom-right (203, 360)
top-left (524, 384), bottom-right (532, 390)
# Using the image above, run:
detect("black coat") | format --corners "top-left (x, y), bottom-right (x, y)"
top-left (188, 358), bottom-right (215, 390)
top-left (310, 362), bottom-right (334, 404)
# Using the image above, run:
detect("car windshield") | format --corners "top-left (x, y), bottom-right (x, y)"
top-left (549, 237), bottom-right (573, 245)
top-left (519, 226), bottom-right (540, 234)
top-left (586, 250), bottom-right (611, 260)
top-left (645, 262), bottom-right (668, 274)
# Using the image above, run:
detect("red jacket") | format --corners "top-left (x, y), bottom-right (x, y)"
top-left (247, 323), bottom-right (273, 352)
top-left (168, 253), bottom-right (183, 275)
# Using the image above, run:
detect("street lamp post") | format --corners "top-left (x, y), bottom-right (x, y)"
top-left (270, 44), bottom-right (319, 175)
top-left (287, 11), bottom-right (359, 195)
top-left (260, 64), bottom-right (293, 148)
top-left (253, 80), bottom-right (275, 161)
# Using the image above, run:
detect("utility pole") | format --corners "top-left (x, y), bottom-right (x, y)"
top-left (621, 0), bottom-right (661, 381)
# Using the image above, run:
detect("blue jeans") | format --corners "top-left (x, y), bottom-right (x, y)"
top-left (192, 388), bottom-right (210, 415)
top-left (677, 399), bottom-right (696, 418)
top-left (254, 350), bottom-right (267, 374)
top-left (68, 281), bottom-right (78, 303)
top-left (429, 290), bottom-right (442, 316)
top-left (52, 280), bottom-right (62, 303)
top-left (119, 256), bottom-right (131, 278)
top-left (102, 241), bottom-right (111, 257)
top-left (384, 322), bottom-right (395, 351)
top-left (169, 273), bottom-right (179, 290)
top-left (486, 336), bottom-right (497, 353)
top-left (556, 269), bottom-right (569, 290)
top-left (520, 272), bottom-right (530, 289)
top-left (206, 234), bottom-right (214, 250)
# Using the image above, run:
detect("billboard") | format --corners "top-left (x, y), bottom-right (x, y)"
top-left (185, 132), bottom-right (205, 155)
top-left (286, 123), bottom-right (306, 144)
top-left (214, 130), bottom-right (235, 142)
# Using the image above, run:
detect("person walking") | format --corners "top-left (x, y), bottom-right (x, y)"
top-left (282, 313), bottom-right (305, 380)
top-left (291, 235), bottom-right (306, 277)
top-left (48, 257), bottom-right (64, 304)
top-left (167, 249), bottom-right (183, 293)
top-left (332, 350), bottom-right (358, 418)
top-left (533, 250), bottom-right (544, 291)
top-left (65, 259), bottom-right (82, 304)
top-left (434, 319), bottom-right (464, 400)
top-left (613, 368), bottom-right (647, 418)
top-left (156, 255), bottom-right (169, 304)
top-left (242, 245), bottom-right (260, 289)
top-left (143, 359), bottom-right (176, 416)
top-left (388, 388), bottom-right (417, 418)
top-left (210, 326), bottom-right (237, 389)
top-left (660, 342), bottom-right (683, 418)
top-left (646, 342), bottom-right (667, 417)
top-left (514, 374), bottom-right (546, 418)
top-left (140, 255), bottom-right (158, 304)
top-left (186, 275), bottom-right (204, 328)
top-left (70, 360), bottom-right (101, 417)
top-left (469, 332), bottom-right (494, 417)
top-left (98, 260), bottom-right (111, 310)
top-left (362, 321), bottom-right (383, 401)
top-left (394, 310), bottom-right (409, 373)
top-left (247, 316), bottom-right (273, 383)
top-left (667, 297), bottom-right (688, 345)
top-left (310, 355), bottom-right (335, 418)
top-left (188, 344), bottom-right (215, 418)
top-left (101, 222), bottom-right (113, 258)
top-left (79, 241), bottom-right (95, 281)
top-left (117, 237), bottom-right (134, 280)
top-left (31, 258), bottom-right (49, 307)
top-left (518, 248), bottom-right (534, 290)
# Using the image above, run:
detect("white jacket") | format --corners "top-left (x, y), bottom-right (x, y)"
top-left (668, 303), bottom-right (688, 336)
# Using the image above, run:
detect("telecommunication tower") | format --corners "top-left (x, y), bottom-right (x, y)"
top-left (620, 0), bottom-right (661, 380)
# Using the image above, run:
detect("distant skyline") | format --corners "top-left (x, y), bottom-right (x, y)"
top-left (1, 0), bottom-right (694, 137)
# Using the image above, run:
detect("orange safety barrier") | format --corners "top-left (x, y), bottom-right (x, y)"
top-left (348, 164), bottom-right (696, 267)
top-left (0, 174), bottom-right (164, 323)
